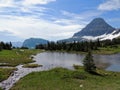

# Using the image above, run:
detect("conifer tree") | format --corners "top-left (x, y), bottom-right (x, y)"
top-left (83, 50), bottom-right (96, 73)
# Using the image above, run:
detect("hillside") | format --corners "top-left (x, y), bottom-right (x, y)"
top-left (22, 38), bottom-right (48, 48)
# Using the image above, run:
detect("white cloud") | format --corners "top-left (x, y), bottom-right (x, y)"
top-left (0, 0), bottom-right (84, 41)
top-left (56, 10), bottom-right (102, 26)
top-left (0, 0), bottom-right (14, 7)
top-left (21, 6), bottom-right (48, 13)
top-left (23, 0), bottom-right (56, 6)
top-left (0, 30), bottom-right (23, 42)
top-left (0, 15), bottom-right (82, 41)
top-left (98, 0), bottom-right (120, 11)
top-left (0, 0), bottom-right (56, 8)
top-left (0, 0), bottom-right (56, 14)
top-left (62, 10), bottom-right (102, 20)
top-left (61, 10), bottom-right (84, 20)
top-left (0, 0), bottom-right (55, 18)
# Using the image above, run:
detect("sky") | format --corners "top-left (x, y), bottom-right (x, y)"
top-left (0, 0), bottom-right (120, 42)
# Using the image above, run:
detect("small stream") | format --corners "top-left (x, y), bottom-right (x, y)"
top-left (0, 64), bottom-right (57, 90)
top-left (0, 51), bottom-right (120, 90)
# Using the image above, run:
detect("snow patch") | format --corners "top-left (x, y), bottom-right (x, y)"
top-left (82, 30), bottom-right (120, 41)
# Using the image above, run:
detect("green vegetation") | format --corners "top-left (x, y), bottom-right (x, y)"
top-left (94, 45), bottom-right (120, 54)
top-left (73, 64), bottom-right (82, 70)
top-left (10, 67), bottom-right (120, 90)
top-left (0, 68), bottom-right (16, 82)
top-left (0, 42), bottom-right (12, 51)
top-left (23, 64), bottom-right (43, 68)
top-left (0, 49), bottom-right (41, 67)
top-left (36, 37), bottom-right (120, 54)
top-left (50, 44), bottom-right (120, 55)
top-left (34, 34), bottom-right (120, 55)
top-left (83, 50), bottom-right (96, 73)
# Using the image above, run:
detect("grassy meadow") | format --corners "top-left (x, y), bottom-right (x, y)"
top-left (0, 49), bottom-right (41, 67)
top-left (94, 45), bottom-right (120, 54)
top-left (0, 68), bottom-right (16, 90)
top-left (0, 49), bottom-right (41, 85)
top-left (10, 67), bottom-right (120, 90)
top-left (0, 68), bottom-right (16, 82)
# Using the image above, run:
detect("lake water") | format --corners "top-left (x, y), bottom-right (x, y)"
top-left (0, 51), bottom-right (120, 90)
top-left (34, 51), bottom-right (120, 71)
top-left (33, 52), bottom-right (84, 69)
top-left (94, 54), bottom-right (120, 71)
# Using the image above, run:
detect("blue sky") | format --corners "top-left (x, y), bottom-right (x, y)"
top-left (0, 0), bottom-right (120, 42)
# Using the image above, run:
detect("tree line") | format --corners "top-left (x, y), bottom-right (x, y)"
top-left (36, 38), bottom-right (120, 52)
top-left (0, 42), bottom-right (12, 51)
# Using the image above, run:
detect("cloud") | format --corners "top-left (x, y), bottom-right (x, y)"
top-left (98, 0), bottom-right (120, 11)
top-left (55, 10), bottom-right (102, 26)
top-left (0, 0), bottom-right (54, 17)
top-left (0, 15), bottom-right (83, 41)
top-left (0, 0), bottom-right (83, 41)
top-left (0, 0), bottom-right (14, 7)
top-left (0, 0), bottom-right (56, 8)
top-left (0, 30), bottom-right (14, 36)
top-left (23, 0), bottom-right (56, 6)
top-left (0, 30), bottom-right (22, 42)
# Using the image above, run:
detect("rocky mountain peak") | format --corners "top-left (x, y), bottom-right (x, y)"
top-left (73, 18), bottom-right (115, 37)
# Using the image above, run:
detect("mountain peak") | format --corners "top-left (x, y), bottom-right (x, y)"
top-left (73, 18), bottom-right (115, 37)
top-left (88, 18), bottom-right (109, 26)
top-left (59, 18), bottom-right (119, 42)
top-left (92, 17), bottom-right (105, 21)
top-left (90, 18), bottom-right (106, 24)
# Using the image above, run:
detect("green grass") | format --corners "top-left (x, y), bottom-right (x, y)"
top-left (10, 67), bottom-right (120, 90)
top-left (23, 64), bottom-right (43, 68)
top-left (0, 49), bottom-right (42, 67)
top-left (0, 68), bottom-right (16, 82)
top-left (94, 45), bottom-right (120, 54)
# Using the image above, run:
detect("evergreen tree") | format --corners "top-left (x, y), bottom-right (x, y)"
top-left (96, 38), bottom-right (101, 47)
top-left (83, 50), bottom-right (96, 73)
top-left (0, 46), bottom-right (2, 51)
top-left (9, 42), bottom-right (12, 48)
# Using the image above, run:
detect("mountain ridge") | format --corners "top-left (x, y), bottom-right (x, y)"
top-left (59, 18), bottom-right (120, 42)
top-left (12, 42), bottom-right (23, 47)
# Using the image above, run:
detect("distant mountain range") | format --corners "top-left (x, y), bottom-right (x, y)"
top-left (21, 18), bottom-right (120, 48)
top-left (12, 42), bottom-right (23, 47)
top-left (59, 18), bottom-right (120, 42)
top-left (22, 38), bottom-right (48, 48)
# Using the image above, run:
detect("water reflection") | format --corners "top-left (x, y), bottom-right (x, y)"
top-left (34, 51), bottom-right (84, 69)
top-left (34, 52), bottom-right (120, 71)
top-left (94, 54), bottom-right (120, 71)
